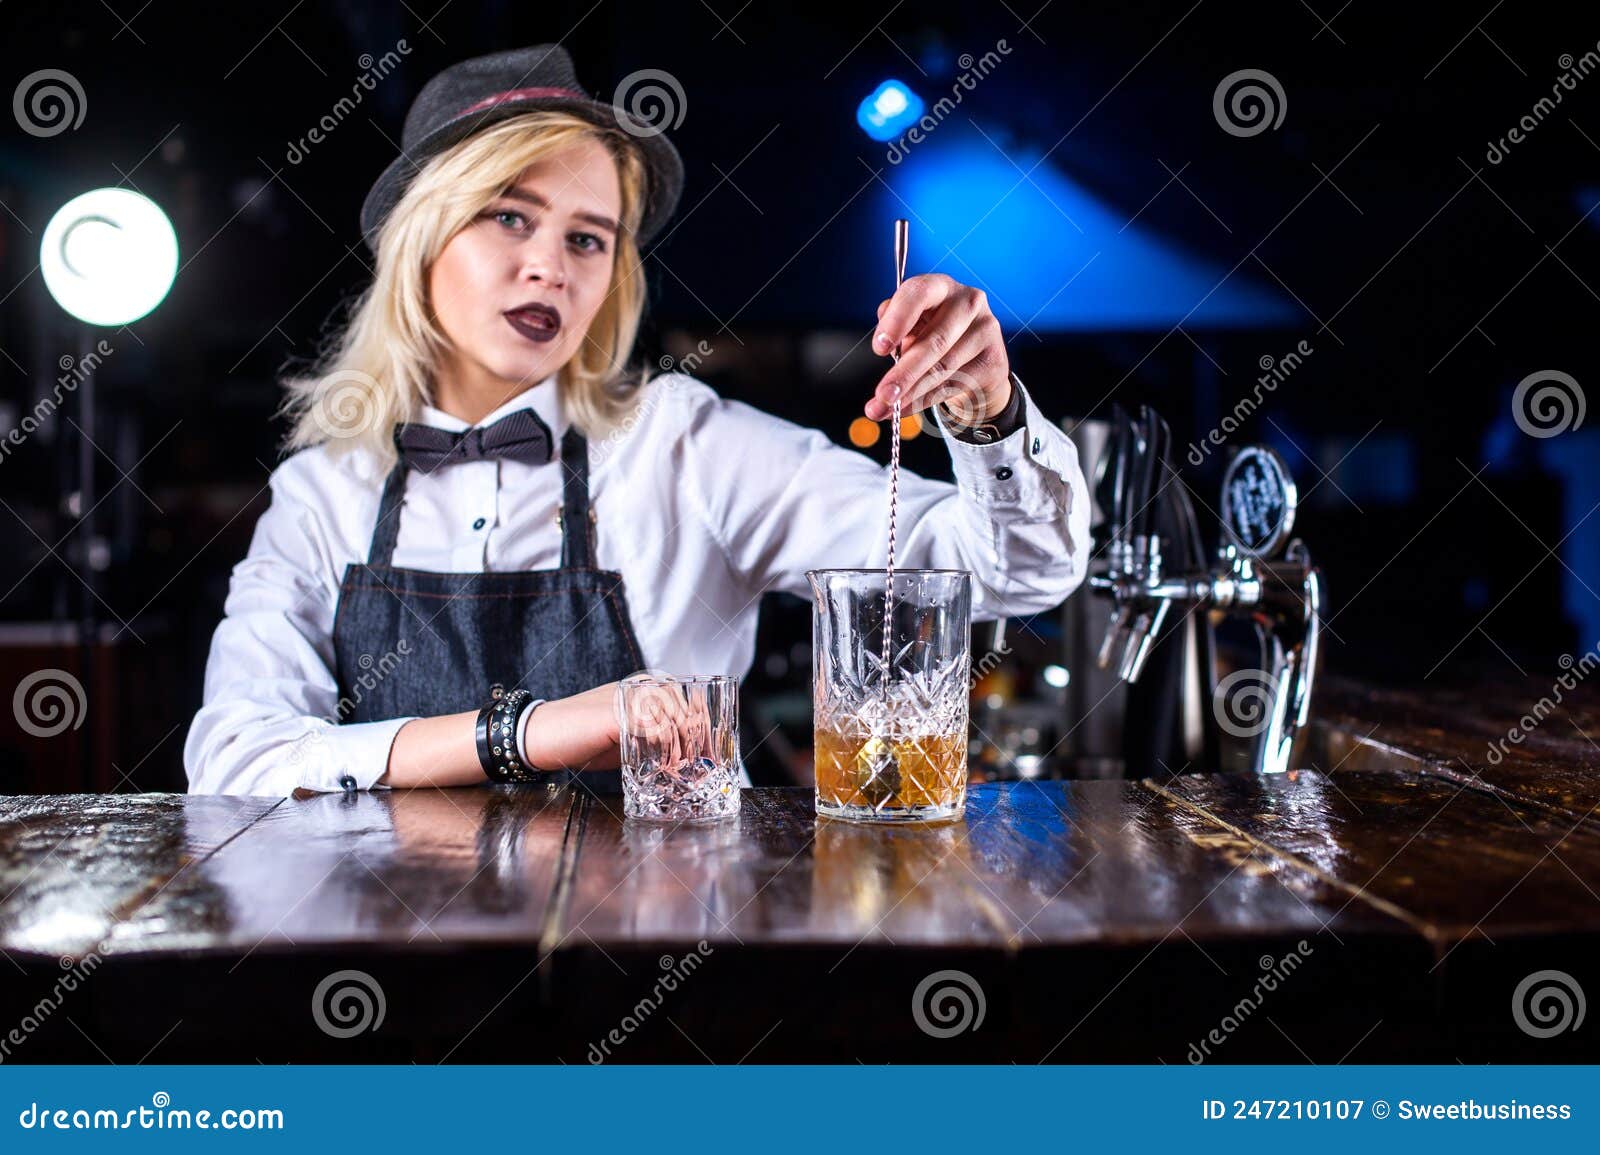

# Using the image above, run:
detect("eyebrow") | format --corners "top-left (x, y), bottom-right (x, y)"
top-left (496, 187), bottom-right (620, 235)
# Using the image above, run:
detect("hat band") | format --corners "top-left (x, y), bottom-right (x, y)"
top-left (455, 86), bottom-right (590, 118)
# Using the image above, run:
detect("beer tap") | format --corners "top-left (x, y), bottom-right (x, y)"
top-left (1088, 422), bottom-right (1325, 777)
top-left (1095, 407), bottom-right (1175, 683)
top-left (1095, 405), bottom-right (1136, 672)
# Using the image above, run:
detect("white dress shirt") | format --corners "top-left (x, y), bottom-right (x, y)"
top-left (184, 370), bottom-right (1091, 796)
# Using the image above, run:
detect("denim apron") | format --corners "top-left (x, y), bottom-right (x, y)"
top-left (331, 426), bottom-right (645, 792)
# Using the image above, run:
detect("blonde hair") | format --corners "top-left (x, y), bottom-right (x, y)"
top-left (279, 111), bottom-right (652, 472)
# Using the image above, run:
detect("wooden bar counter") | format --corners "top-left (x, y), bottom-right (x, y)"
top-left (1, 676), bottom-right (1597, 1064)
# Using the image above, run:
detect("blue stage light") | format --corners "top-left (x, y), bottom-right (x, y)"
top-left (884, 125), bottom-right (1296, 330)
top-left (857, 80), bottom-right (924, 142)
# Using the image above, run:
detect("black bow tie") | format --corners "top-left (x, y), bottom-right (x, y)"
top-left (394, 407), bottom-right (555, 473)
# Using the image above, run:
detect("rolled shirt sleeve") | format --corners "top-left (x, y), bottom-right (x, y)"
top-left (183, 456), bottom-right (416, 796)
top-left (678, 373), bottom-right (1090, 619)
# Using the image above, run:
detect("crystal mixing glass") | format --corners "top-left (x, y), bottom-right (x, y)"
top-left (808, 569), bottom-right (972, 822)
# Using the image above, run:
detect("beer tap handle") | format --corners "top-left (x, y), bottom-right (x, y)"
top-left (1119, 598), bottom-right (1172, 684)
top-left (1096, 604), bottom-right (1133, 669)
top-left (1151, 413), bottom-right (1171, 513)
top-left (1107, 404), bottom-right (1134, 557)
top-left (1131, 406), bottom-right (1158, 541)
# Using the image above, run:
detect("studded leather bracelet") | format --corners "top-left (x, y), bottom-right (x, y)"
top-left (475, 684), bottom-right (544, 784)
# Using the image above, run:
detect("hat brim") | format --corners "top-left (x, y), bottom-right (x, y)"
top-left (359, 96), bottom-right (684, 253)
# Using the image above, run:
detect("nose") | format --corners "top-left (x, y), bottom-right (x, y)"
top-left (517, 234), bottom-right (567, 290)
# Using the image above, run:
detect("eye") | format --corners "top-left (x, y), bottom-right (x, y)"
top-left (569, 231), bottom-right (607, 254)
top-left (487, 208), bottom-right (526, 230)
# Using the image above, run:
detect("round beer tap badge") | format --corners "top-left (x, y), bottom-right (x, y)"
top-left (1221, 446), bottom-right (1297, 559)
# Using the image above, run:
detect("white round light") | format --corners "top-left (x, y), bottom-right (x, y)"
top-left (1043, 664), bottom-right (1070, 688)
top-left (875, 86), bottom-right (908, 117)
top-left (41, 187), bottom-right (177, 326)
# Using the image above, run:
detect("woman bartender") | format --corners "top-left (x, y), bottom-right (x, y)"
top-left (184, 43), bottom-right (1091, 796)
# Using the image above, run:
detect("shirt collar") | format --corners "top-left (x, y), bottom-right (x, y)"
top-left (417, 373), bottom-right (563, 436)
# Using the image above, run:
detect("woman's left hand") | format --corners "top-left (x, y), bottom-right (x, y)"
top-left (865, 273), bottom-right (1011, 425)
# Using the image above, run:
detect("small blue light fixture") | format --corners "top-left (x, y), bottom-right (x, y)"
top-left (1575, 185), bottom-right (1600, 230)
top-left (856, 79), bottom-right (924, 142)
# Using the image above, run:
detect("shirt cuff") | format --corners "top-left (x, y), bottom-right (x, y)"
top-left (935, 373), bottom-right (1077, 508)
top-left (295, 717), bottom-right (416, 793)
top-left (948, 374), bottom-right (1024, 442)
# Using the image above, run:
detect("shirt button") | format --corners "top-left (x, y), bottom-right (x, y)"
top-left (472, 517), bottom-right (486, 531)
top-left (337, 773), bottom-right (357, 792)
top-left (994, 466), bottom-right (1013, 481)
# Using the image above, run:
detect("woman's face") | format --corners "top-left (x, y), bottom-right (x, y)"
top-left (428, 137), bottom-right (622, 399)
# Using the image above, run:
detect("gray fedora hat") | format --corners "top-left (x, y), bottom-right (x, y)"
top-left (359, 43), bottom-right (685, 251)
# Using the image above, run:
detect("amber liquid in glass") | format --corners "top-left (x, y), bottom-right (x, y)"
top-left (814, 726), bottom-right (966, 812)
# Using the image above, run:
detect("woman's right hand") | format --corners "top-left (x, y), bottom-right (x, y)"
top-left (382, 678), bottom-right (718, 789)
top-left (521, 681), bottom-right (626, 772)
top-left (523, 678), bottom-right (717, 774)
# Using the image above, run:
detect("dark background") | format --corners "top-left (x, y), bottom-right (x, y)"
top-left (0, 0), bottom-right (1596, 791)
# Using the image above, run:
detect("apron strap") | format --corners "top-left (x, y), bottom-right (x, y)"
top-left (366, 458), bottom-right (410, 567)
top-left (559, 426), bottom-right (595, 569)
